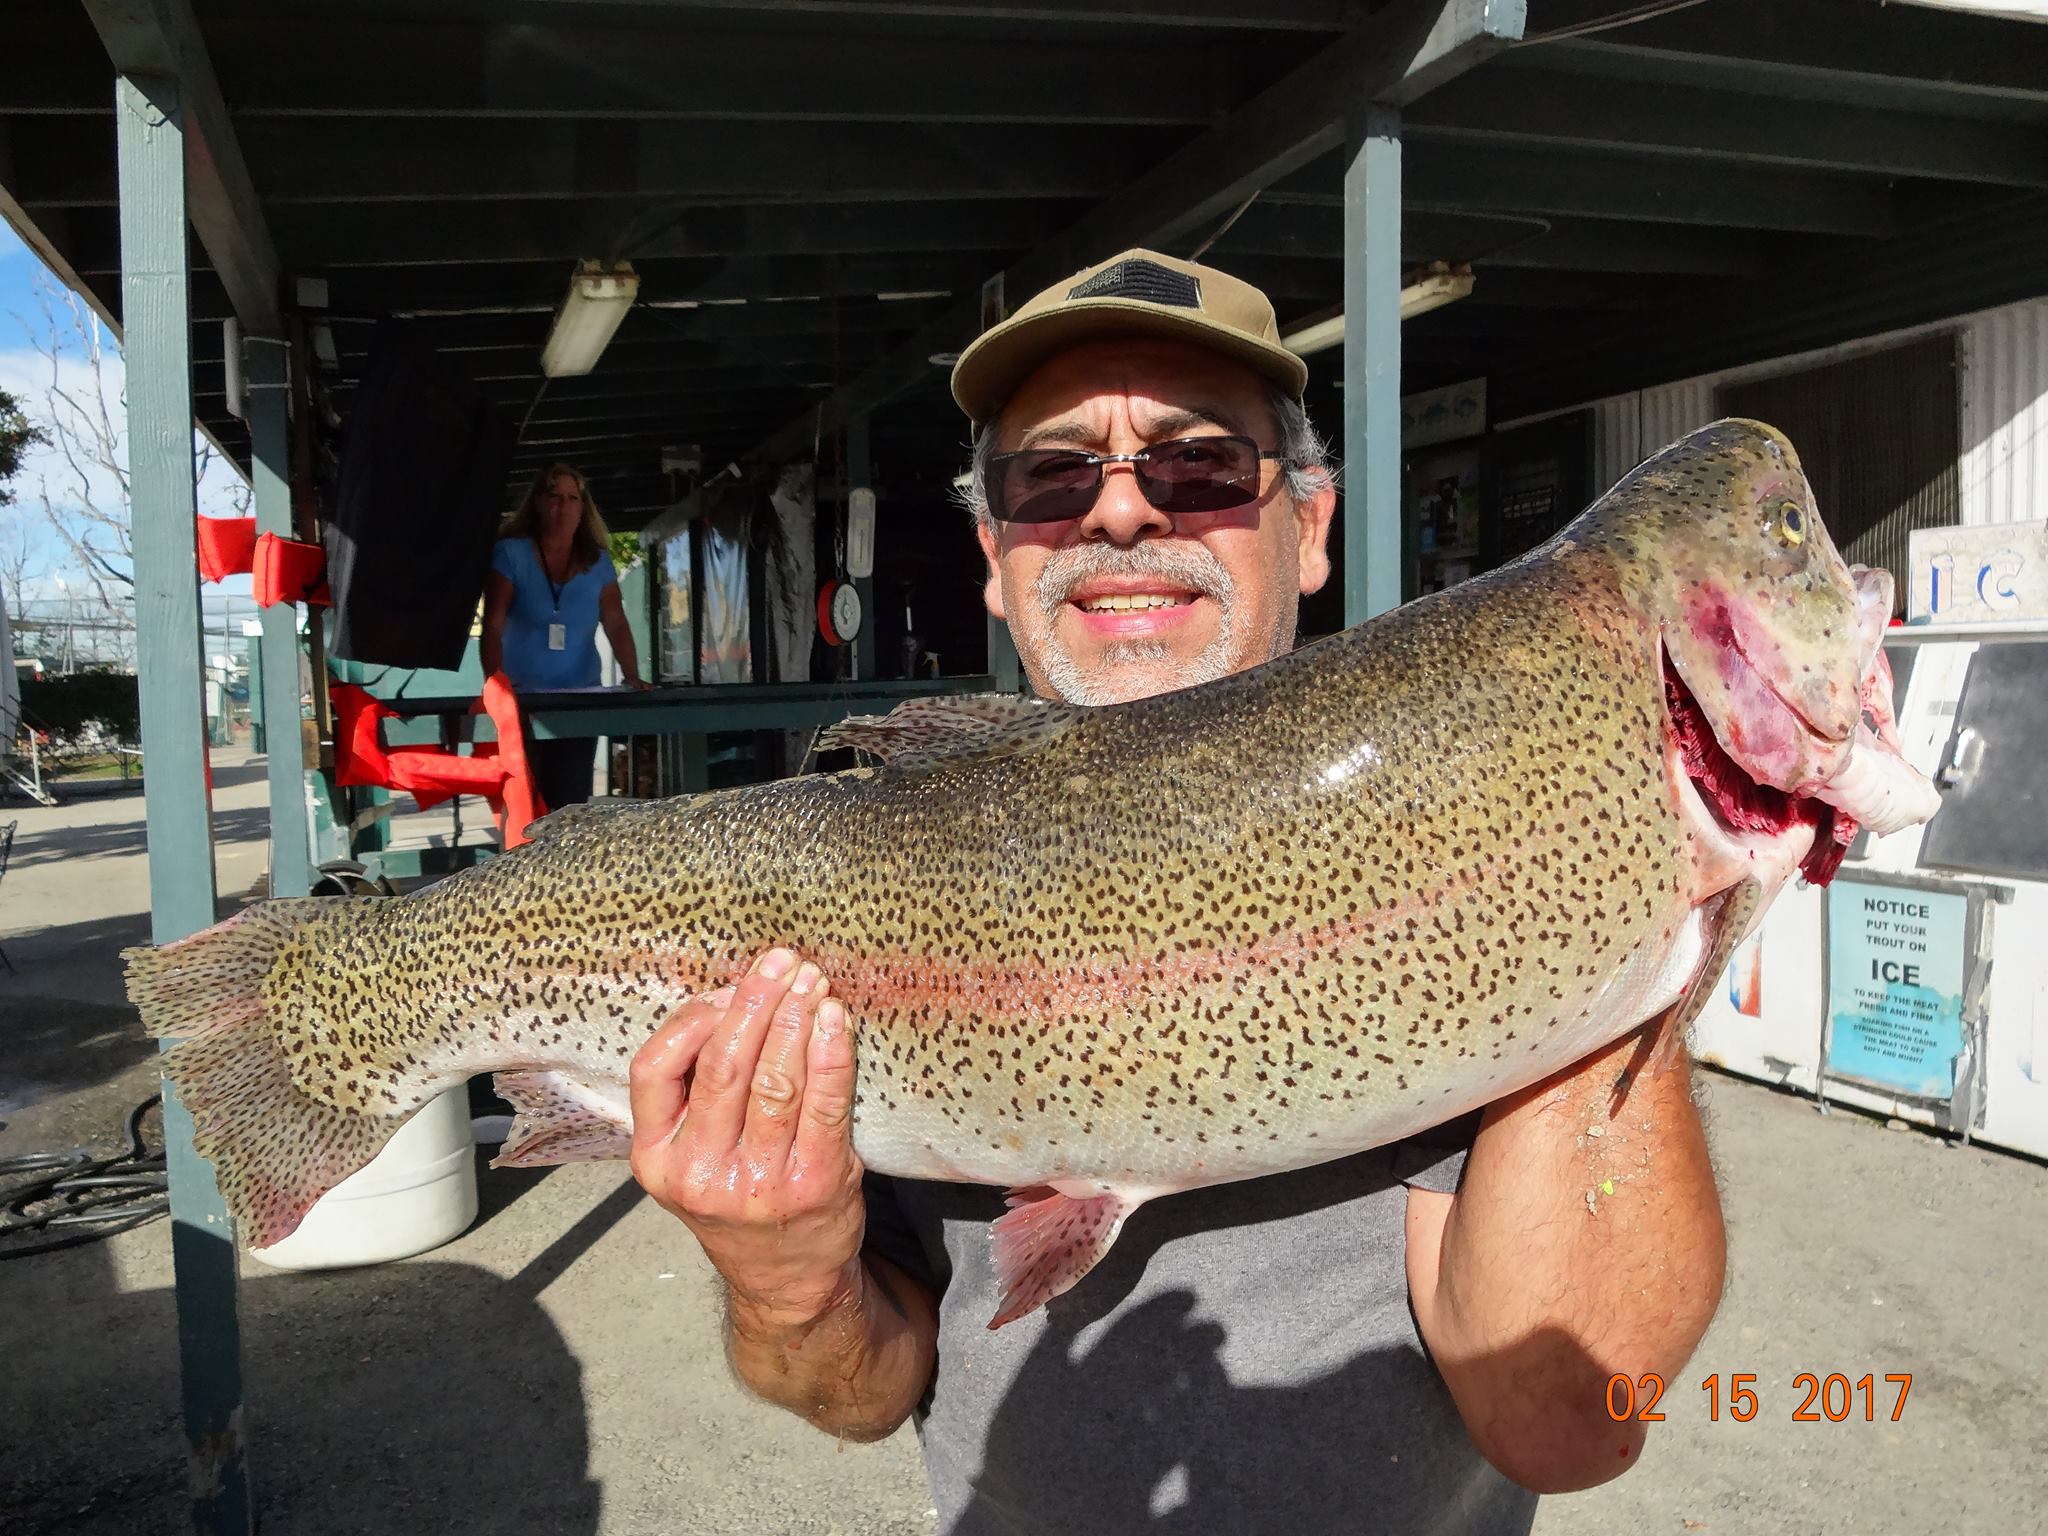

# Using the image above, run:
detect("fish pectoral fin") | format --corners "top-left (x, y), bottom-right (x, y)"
top-left (1636, 880), bottom-right (1765, 1087)
top-left (814, 693), bottom-right (1068, 768)
top-left (985, 1184), bottom-right (1140, 1331)
top-left (490, 1070), bottom-right (633, 1168)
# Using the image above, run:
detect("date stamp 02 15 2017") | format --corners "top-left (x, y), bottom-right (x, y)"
top-left (1606, 1372), bottom-right (1914, 1425)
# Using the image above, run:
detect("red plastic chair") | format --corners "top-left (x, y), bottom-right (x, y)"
top-left (330, 674), bottom-right (545, 848)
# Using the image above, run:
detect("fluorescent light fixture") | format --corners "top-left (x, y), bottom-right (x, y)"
top-left (1280, 264), bottom-right (1476, 358)
top-left (541, 260), bottom-right (640, 379)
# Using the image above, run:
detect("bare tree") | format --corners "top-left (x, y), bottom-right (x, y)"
top-left (0, 516), bottom-right (34, 619)
top-left (17, 278), bottom-right (248, 611)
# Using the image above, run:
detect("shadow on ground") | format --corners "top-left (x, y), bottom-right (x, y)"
top-left (4, 802), bottom-right (273, 873)
top-left (0, 1208), bottom-right (614, 1536)
top-left (0, 992), bottom-right (155, 1118)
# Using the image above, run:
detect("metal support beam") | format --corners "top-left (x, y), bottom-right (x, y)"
top-left (1342, 105), bottom-right (1405, 626)
top-left (327, 297), bottom-right (949, 355)
top-left (745, 0), bottom-right (1524, 464)
top-left (1215, 205), bottom-right (1766, 276)
top-left (246, 333), bottom-right (311, 898)
top-left (247, 254), bottom-right (977, 318)
top-left (238, 120), bottom-right (1160, 208)
top-left (1279, 141), bottom-right (1903, 239)
top-left (1530, 0), bottom-right (2048, 112)
top-left (528, 0), bottom-right (1350, 28)
top-left (846, 416), bottom-right (876, 680)
top-left (200, 17), bottom-right (1228, 125)
top-left (1414, 63), bottom-right (2048, 188)
top-left (260, 199), bottom-right (1066, 271)
top-left (115, 71), bottom-right (253, 1536)
top-left (85, 0), bottom-right (281, 332)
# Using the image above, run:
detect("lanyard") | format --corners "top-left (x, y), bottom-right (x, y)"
top-left (536, 539), bottom-right (568, 612)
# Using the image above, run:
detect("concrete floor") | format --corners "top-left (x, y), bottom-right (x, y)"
top-left (2, 759), bottom-right (2043, 1535)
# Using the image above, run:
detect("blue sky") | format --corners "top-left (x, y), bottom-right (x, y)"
top-left (2, 217), bottom-right (252, 610)
top-left (0, 221), bottom-right (41, 319)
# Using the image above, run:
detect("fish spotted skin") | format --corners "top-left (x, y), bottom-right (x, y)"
top-left (124, 419), bottom-right (1934, 1317)
top-left (231, 556), bottom-right (1679, 1199)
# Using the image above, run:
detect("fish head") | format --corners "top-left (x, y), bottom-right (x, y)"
top-left (1593, 418), bottom-right (1940, 883)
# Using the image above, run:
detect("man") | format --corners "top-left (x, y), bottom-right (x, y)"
top-left (628, 250), bottom-right (1727, 1534)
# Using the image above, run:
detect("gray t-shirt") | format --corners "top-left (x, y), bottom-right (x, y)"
top-left (862, 1115), bottom-right (1538, 1536)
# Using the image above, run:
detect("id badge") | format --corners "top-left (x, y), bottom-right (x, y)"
top-left (547, 622), bottom-right (567, 652)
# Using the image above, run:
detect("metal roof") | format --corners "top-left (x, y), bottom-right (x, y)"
top-left (7, 0), bottom-right (2048, 527)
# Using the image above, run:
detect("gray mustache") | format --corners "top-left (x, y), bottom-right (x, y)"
top-left (1034, 544), bottom-right (1234, 618)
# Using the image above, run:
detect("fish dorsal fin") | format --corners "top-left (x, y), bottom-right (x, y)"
top-left (814, 692), bottom-right (1068, 767)
top-left (985, 1184), bottom-right (1141, 1330)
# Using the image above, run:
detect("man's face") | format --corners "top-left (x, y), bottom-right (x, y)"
top-left (976, 338), bottom-right (1335, 705)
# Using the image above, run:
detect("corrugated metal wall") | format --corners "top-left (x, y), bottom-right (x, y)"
top-left (1574, 296), bottom-right (2048, 526)
top-left (1588, 378), bottom-right (1717, 488)
top-left (1720, 334), bottom-right (1961, 610)
top-left (1959, 298), bottom-right (2048, 527)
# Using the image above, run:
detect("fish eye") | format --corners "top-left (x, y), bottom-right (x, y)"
top-left (1771, 500), bottom-right (1805, 548)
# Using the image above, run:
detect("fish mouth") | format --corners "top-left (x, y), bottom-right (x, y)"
top-left (1662, 646), bottom-right (1846, 886)
top-left (1662, 631), bottom-right (1941, 888)
top-left (1733, 627), bottom-right (1851, 750)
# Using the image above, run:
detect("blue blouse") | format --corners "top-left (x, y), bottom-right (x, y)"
top-left (490, 537), bottom-right (617, 691)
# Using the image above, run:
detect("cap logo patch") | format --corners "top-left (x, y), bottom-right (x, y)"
top-left (1067, 259), bottom-right (1201, 310)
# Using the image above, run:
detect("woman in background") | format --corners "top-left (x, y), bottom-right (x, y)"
top-left (481, 462), bottom-right (647, 813)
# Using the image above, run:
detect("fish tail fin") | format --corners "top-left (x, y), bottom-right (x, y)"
top-left (124, 903), bottom-right (406, 1250)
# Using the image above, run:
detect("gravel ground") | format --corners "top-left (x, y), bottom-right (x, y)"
top-left (3, 756), bottom-right (2043, 1535)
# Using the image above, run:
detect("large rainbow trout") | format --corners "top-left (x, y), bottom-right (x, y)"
top-left (128, 420), bottom-right (1938, 1327)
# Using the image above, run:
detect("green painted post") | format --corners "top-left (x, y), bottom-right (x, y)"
top-left (247, 334), bottom-right (311, 897)
top-left (988, 614), bottom-right (1022, 694)
top-left (847, 415), bottom-right (877, 680)
top-left (116, 73), bottom-right (255, 1535)
top-left (246, 635), bottom-right (265, 754)
top-left (1343, 103), bottom-right (1405, 625)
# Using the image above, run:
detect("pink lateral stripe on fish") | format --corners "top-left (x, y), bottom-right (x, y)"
top-left (124, 419), bottom-right (1942, 1330)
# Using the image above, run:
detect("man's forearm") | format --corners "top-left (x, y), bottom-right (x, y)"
top-left (724, 1255), bottom-right (937, 1442)
top-left (1408, 1022), bottom-right (1728, 1493)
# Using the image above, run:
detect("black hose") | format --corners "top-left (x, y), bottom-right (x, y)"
top-left (0, 1094), bottom-right (168, 1258)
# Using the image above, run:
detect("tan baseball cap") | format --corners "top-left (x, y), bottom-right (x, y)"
top-left (950, 248), bottom-right (1310, 429)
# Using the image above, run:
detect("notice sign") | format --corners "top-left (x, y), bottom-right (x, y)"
top-left (1825, 880), bottom-right (1969, 1100)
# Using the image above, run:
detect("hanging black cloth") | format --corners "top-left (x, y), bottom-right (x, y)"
top-left (324, 321), bottom-right (516, 669)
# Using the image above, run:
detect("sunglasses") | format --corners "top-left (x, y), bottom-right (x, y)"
top-left (986, 434), bottom-right (1284, 525)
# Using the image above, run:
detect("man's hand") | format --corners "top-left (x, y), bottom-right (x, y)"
top-left (627, 947), bottom-right (937, 1440)
top-left (629, 947), bottom-right (865, 1324)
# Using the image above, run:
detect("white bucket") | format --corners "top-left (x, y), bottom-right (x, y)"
top-left (251, 1086), bottom-right (479, 1271)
